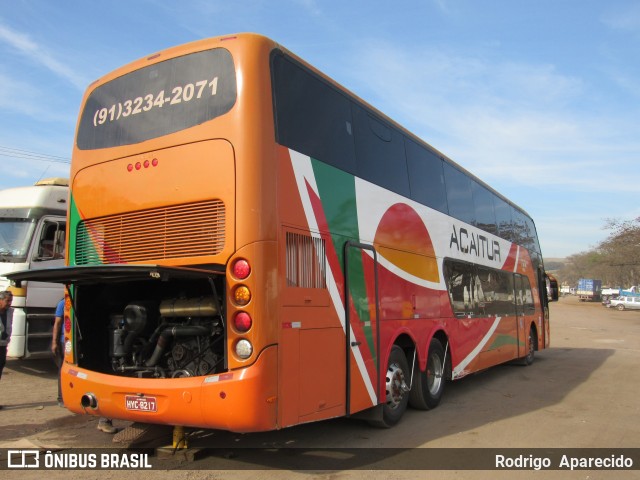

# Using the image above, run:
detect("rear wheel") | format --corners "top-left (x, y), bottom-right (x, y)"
top-left (521, 327), bottom-right (536, 366)
top-left (409, 338), bottom-right (446, 410)
top-left (370, 345), bottom-right (410, 428)
top-left (617, 304), bottom-right (625, 311)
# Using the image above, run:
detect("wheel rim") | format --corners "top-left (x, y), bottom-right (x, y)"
top-left (385, 362), bottom-right (408, 410)
top-left (526, 331), bottom-right (534, 361)
top-left (427, 352), bottom-right (443, 396)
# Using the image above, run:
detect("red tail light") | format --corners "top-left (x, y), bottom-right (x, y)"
top-left (232, 259), bottom-right (251, 280)
top-left (233, 312), bottom-right (252, 332)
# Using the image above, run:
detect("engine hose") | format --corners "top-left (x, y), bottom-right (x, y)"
top-left (144, 325), bottom-right (210, 367)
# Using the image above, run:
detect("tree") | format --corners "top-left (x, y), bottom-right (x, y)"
top-left (554, 217), bottom-right (640, 288)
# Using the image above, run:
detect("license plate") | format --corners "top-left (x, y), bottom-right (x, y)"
top-left (125, 395), bottom-right (157, 412)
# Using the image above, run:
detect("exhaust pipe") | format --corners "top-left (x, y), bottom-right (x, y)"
top-left (81, 393), bottom-right (98, 409)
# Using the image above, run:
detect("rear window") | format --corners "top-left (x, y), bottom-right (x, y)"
top-left (77, 48), bottom-right (237, 150)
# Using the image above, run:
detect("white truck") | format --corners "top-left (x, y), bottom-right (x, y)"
top-left (0, 178), bottom-right (67, 358)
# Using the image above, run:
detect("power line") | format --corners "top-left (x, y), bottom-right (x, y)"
top-left (0, 145), bottom-right (70, 164)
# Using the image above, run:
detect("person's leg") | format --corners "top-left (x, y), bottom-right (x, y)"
top-left (55, 348), bottom-right (63, 404)
top-left (0, 345), bottom-right (7, 409)
top-left (0, 345), bottom-right (6, 380)
top-left (97, 418), bottom-right (117, 434)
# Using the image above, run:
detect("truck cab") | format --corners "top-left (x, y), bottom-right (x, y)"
top-left (0, 178), bottom-right (68, 358)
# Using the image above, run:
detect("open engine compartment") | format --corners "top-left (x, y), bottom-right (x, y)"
top-left (73, 273), bottom-right (227, 379)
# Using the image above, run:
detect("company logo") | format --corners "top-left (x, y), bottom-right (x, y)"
top-left (449, 224), bottom-right (501, 262)
top-left (7, 450), bottom-right (40, 468)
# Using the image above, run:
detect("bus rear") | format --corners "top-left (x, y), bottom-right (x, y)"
top-left (54, 34), bottom-right (281, 432)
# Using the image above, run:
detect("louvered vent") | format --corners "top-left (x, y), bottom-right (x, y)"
top-left (286, 232), bottom-right (326, 289)
top-left (75, 200), bottom-right (225, 265)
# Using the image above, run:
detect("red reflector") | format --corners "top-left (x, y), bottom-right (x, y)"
top-left (135, 162), bottom-right (142, 170)
top-left (143, 160), bottom-right (150, 168)
top-left (152, 158), bottom-right (159, 167)
top-left (232, 259), bottom-right (251, 279)
top-left (64, 316), bottom-right (71, 333)
top-left (127, 164), bottom-right (133, 172)
top-left (234, 312), bottom-right (252, 332)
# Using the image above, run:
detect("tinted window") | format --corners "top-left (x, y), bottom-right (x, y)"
top-left (272, 54), bottom-right (356, 173)
top-left (524, 216), bottom-right (541, 254)
top-left (494, 198), bottom-right (513, 242)
top-left (405, 139), bottom-right (448, 213)
top-left (443, 162), bottom-right (475, 225)
top-left (445, 258), bottom-right (516, 318)
top-left (444, 259), bottom-right (477, 317)
top-left (512, 208), bottom-right (531, 251)
top-left (352, 105), bottom-right (409, 196)
top-left (472, 182), bottom-right (498, 235)
top-left (476, 265), bottom-right (515, 316)
top-left (515, 275), bottom-right (535, 314)
top-left (78, 48), bottom-right (237, 150)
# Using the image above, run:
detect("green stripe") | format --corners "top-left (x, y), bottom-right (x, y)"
top-left (311, 159), bottom-right (376, 367)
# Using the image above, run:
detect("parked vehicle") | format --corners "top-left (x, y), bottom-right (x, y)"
top-left (577, 278), bottom-right (602, 302)
top-left (608, 296), bottom-right (640, 311)
top-left (560, 285), bottom-right (575, 296)
top-left (619, 286), bottom-right (640, 298)
top-left (0, 178), bottom-right (68, 358)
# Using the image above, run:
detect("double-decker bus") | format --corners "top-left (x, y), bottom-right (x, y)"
top-left (9, 33), bottom-right (558, 432)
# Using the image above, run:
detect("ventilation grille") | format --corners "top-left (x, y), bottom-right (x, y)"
top-left (75, 200), bottom-right (225, 265)
top-left (286, 232), bottom-right (326, 289)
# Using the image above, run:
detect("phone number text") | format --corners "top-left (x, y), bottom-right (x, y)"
top-left (92, 77), bottom-right (219, 126)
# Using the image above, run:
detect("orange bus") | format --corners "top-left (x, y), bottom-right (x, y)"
top-left (10, 33), bottom-right (558, 432)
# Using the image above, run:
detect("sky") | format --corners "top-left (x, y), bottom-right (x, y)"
top-left (0, 0), bottom-right (639, 259)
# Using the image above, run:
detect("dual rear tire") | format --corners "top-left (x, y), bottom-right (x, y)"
top-left (371, 339), bottom-right (447, 428)
top-left (409, 338), bottom-right (447, 411)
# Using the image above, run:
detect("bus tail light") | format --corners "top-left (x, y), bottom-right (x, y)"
top-left (235, 339), bottom-right (253, 359)
top-left (232, 259), bottom-right (251, 280)
top-left (233, 285), bottom-right (251, 306)
top-left (233, 312), bottom-right (252, 332)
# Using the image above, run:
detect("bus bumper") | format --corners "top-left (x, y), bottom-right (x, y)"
top-left (61, 345), bottom-right (279, 433)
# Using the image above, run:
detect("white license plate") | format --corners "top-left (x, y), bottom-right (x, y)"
top-left (124, 395), bottom-right (157, 412)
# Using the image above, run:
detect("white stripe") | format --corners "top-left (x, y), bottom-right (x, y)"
top-left (452, 316), bottom-right (502, 379)
top-left (290, 150), bottom-right (377, 406)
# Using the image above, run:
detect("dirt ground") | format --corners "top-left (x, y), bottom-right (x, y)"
top-left (1, 295), bottom-right (639, 479)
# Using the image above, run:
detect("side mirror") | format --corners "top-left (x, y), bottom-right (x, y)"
top-left (546, 274), bottom-right (559, 302)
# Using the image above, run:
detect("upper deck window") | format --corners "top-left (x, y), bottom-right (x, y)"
top-left (77, 48), bottom-right (237, 150)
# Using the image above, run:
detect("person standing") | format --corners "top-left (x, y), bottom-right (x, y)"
top-left (51, 298), bottom-right (65, 406)
top-left (0, 290), bottom-right (14, 410)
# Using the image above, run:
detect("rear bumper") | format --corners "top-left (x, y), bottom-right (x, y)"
top-left (61, 345), bottom-right (278, 433)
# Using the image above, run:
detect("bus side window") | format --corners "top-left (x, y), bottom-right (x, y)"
top-left (444, 259), bottom-right (478, 317)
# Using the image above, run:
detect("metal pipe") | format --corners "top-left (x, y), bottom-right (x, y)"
top-left (159, 297), bottom-right (218, 317)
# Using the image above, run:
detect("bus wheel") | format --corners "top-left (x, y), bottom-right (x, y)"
top-left (409, 338), bottom-right (446, 410)
top-left (521, 327), bottom-right (535, 366)
top-left (371, 345), bottom-right (410, 428)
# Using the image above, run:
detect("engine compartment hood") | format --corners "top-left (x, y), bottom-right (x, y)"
top-left (6, 264), bottom-right (224, 287)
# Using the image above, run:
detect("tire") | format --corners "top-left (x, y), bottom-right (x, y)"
top-left (409, 338), bottom-right (446, 410)
top-left (370, 345), bottom-right (410, 428)
top-left (521, 327), bottom-right (536, 366)
top-left (617, 304), bottom-right (625, 311)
